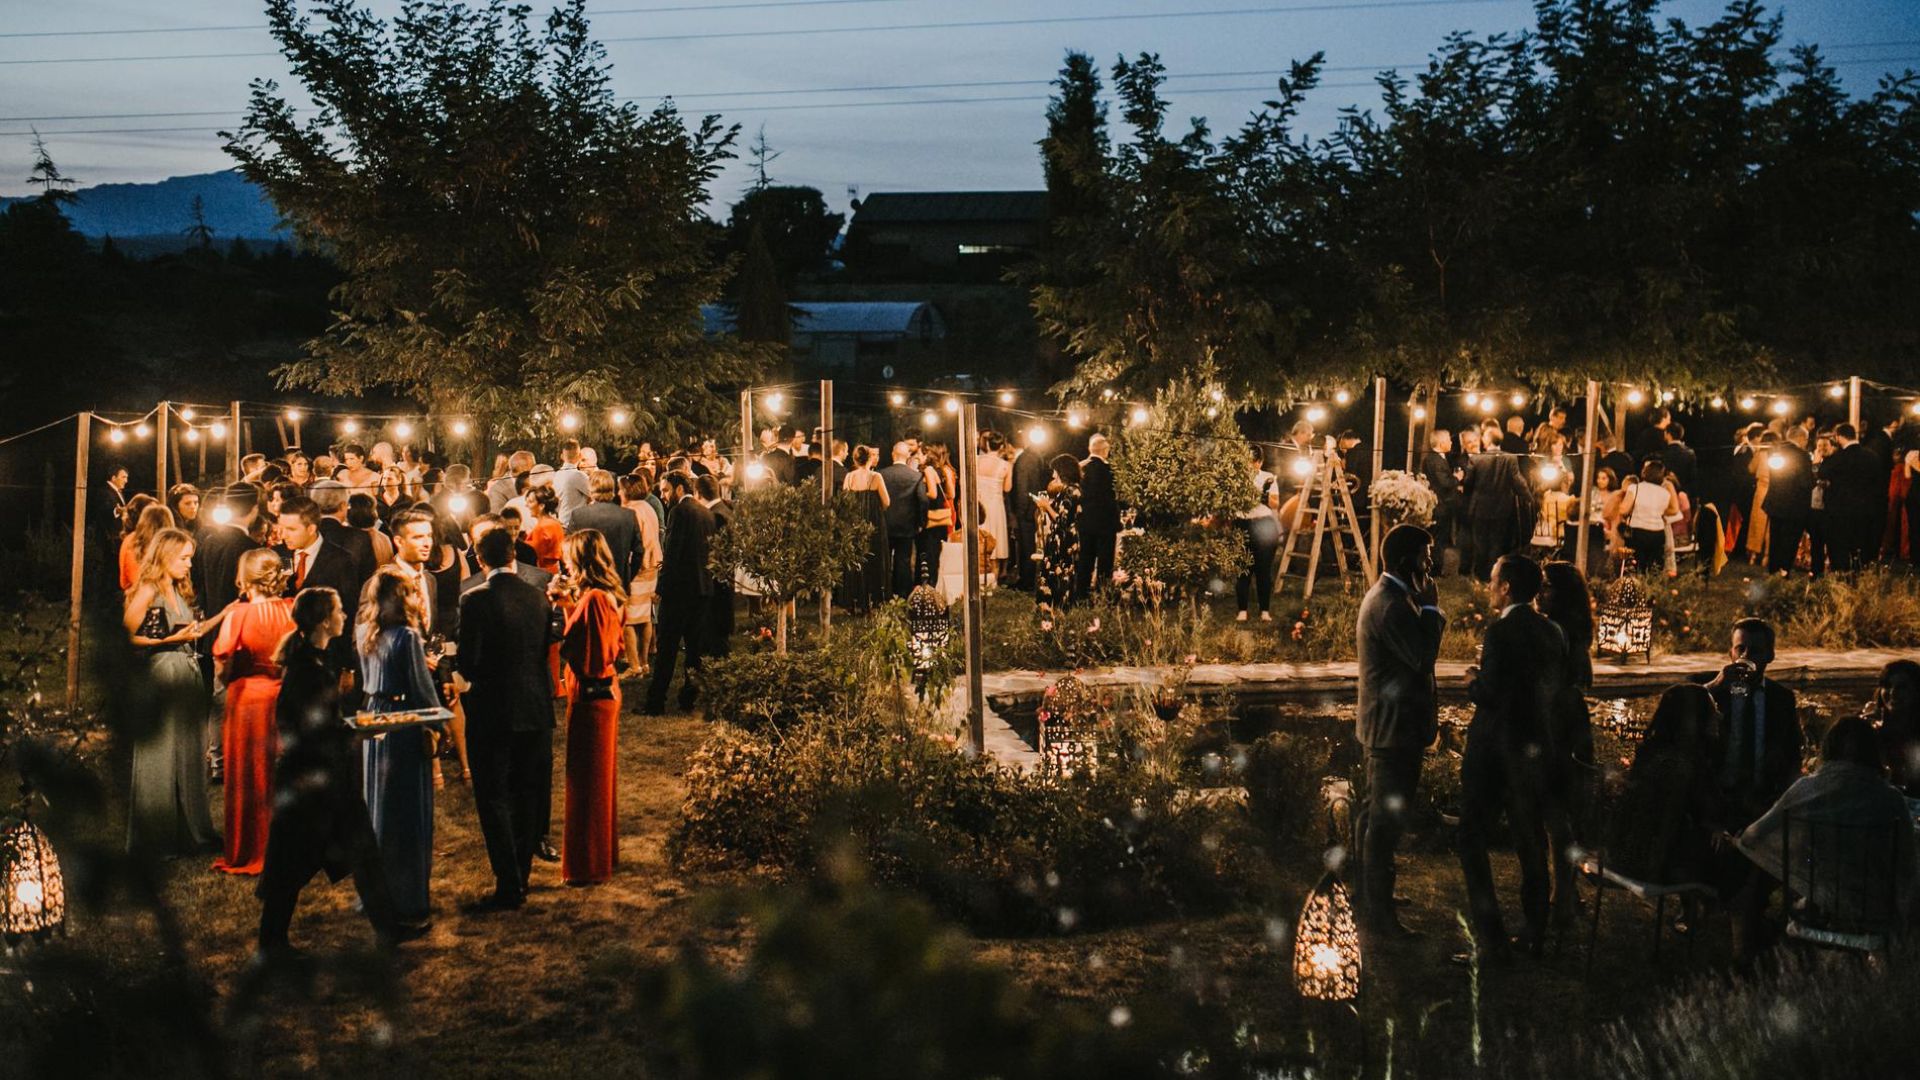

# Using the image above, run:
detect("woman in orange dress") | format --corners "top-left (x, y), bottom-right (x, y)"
top-left (212, 548), bottom-right (296, 874)
top-left (118, 498), bottom-right (170, 593)
top-left (556, 529), bottom-right (627, 886)
top-left (526, 484), bottom-right (569, 697)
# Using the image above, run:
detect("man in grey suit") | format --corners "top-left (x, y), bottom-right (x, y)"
top-left (567, 469), bottom-right (639, 581)
top-left (879, 442), bottom-right (926, 598)
top-left (1354, 524), bottom-right (1446, 938)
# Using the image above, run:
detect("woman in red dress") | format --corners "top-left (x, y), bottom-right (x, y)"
top-left (556, 529), bottom-right (627, 886)
top-left (212, 548), bottom-right (296, 874)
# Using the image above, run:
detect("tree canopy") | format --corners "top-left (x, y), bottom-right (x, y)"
top-left (224, 0), bottom-right (767, 446)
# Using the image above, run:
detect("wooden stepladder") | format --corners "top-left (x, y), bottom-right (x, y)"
top-left (1276, 441), bottom-right (1375, 598)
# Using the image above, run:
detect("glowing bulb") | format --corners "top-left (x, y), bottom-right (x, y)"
top-left (1828, 384), bottom-right (1846, 399)
top-left (1208, 388), bottom-right (1224, 403)
top-left (1625, 389), bottom-right (1645, 406)
top-left (1464, 392), bottom-right (1480, 407)
top-left (1768, 453), bottom-right (1786, 471)
top-left (1660, 390), bottom-right (1675, 404)
top-left (1910, 401), bottom-right (1920, 417)
top-left (1770, 399), bottom-right (1792, 417)
top-left (1308, 943), bottom-right (1344, 976)
top-left (209, 504), bottom-right (233, 526)
top-left (943, 397), bottom-right (961, 415)
top-left (1509, 391), bottom-right (1527, 408)
top-left (1710, 396), bottom-right (1726, 410)
top-left (558, 412), bottom-right (581, 432)
top-left (1334, 389), bottom-right (1352, 406)
top-left (1026, 425), bottom-right (1050, 448)
top-left (284, 408), bottom-right (302, 422)
top-left (888, 391), bottom-right (906, 407)
top-left (393, 420), bottom-right (413, 439)
top-left (765, 392), bottom-right (785, 413)
top-left (210, 421), bottom-right (227, 439)
top-left (1739, 396), bottom-right (1757, 411)
top-left (1205, 406), bottom-right (1219, 418)
top-left (1290, 456), bottom-right (1315, 479)
top-left (451, 419), bottom-right (471, 437)
top-left (1479, 397), bottom-right (1497, 414)
top-left (921, 410), bottom-right (938, 428)
top-left (178, 407), bottom-right (196, 421)
top-left (1100, 388), bottom-right (1115, 401)
top-left (341, 419), bottom-right (360, 435)
top-left (610, 408), bottom-right (630, 428)
top-left (134, 422), bottom-right (151, 439)
top-left (13, 878), bottom-right (43, 911)
top-left (1129, 405), bottom-right (1150, 426)
top-left (448, 493), bottom-right (471, 515)
top-left (1066, 411), bottom-right (1085, 431)
top-left (1538, 463), bottom-right (1562, 485)
top-left (184, 428), bottom-right (201, 444)
top-left (997, 390), bottom-right (1014, 406)
top-left (745, 461), bottom-right (768, 481)
top-left (1412, 406), bottom-right (1428, 421)
top-left (1304, 405), bottom-right (1328, 425)
top-left (108, 426), bottom-right (126, 444)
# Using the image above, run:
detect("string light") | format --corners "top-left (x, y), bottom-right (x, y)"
top-left (1290, 456), bottom-right (1315, 479)
top-left (1909, 401), bottom-right (1920, 417)
top-left (943, 397), bottom-right (961, 415)
top-left (392, 420), bottom-right (412, 439)
top-left (341, 419), bottom-right (360, 435)
top-left (888, 391), bottom-right (906, 407)
top-left (997, 390), bottom-right (1014, 405)
top-left (178, 407), bottom-right (196, 421)
top-left (447, 493), bottom-right (471, 514)
top-left (1464, 391), bottom-right (1480, 406)
top-left (1129, 405), bottom-right (1150, 426)
top-left (107, 426), bottom-right (126, 444)
top-left (1625, 389), bottom-right (1645, 406)
top-left (610, 408), bottom-right (630, 428)
top-left (1767, 452), bottom-right (1787, 471)
top-left (1334, 389), bottom-right (1352, 406)
top-left (1209, 388), bottom-right (1225, 403)
top-left (451, 419), bottom-right (471, 437)
top-left (559, 412), bottom-right (581, 432)
top-left (209, 421), bottom-right (227, 439)
top-left (284, 408), bottom-right (302, 422)
top-left (1709, 395), bottom-right (1726, 409)
top-left (208, 504), bottom-right (233, 526)
top-left (1660, 390), bottom-right (1675, 404)
top-left (1769, 399), bottom-right (1792, 417)
top-left (1828, 384), bottom-right (1847, 399)
top-left (134, 422), bottom-right (151, 438)
top-left (920, 410), bottom-right (938, 428)
top-left (764, 392), bottom-right (785, 413)
top-left (1026, 425), bottom-right (1050, 448)
top-left (1538, 463), bottom-right (1562, 485)
top-left (1100, 388), bottom-right (1115, 401)
top-left (1205, 406), bottom-right (1219, 418)
top-left (1739, 396), bottom-right (1757, 411)
top-left (745, 461), bottom-right (768, 481)
top-left (1304, 405), bottom-right (1328, 424)
top-left (1066, 410), bottom-right (1085, 431)
top-left (1509, 391), bottom-right (1528, 408)
top-left (1412, 405), bottom-right (1428, 421)
top-left (1478, 397), bottom-right (1497, 414)
top-left (184, 428), bottom-right (200, 444)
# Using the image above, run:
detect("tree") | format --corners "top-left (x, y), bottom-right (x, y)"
top-left (744, 124), bottom-right (781, 193)
top-left (725, 185), bottom-right (844, 286)
top-left (710, 484), bottom-right (870, 652)
top-left (733, 223), bottom-right (790, 346)
top-left (1111, 382), bottom-right (1253, 605)
top-left (183, 195), bottom-right (215, 251)
top-left (223, 0), bottom-right (767, 445)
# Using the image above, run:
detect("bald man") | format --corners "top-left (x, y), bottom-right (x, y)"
top-left (1076, 434), bottom-right (1121, 596)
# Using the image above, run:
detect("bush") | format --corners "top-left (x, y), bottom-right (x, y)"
top-left (1242, 730), bottom-right (1336, 851)
top-left (697, 649), bottom-right (855, 731)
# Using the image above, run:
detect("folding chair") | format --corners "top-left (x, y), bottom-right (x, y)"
top-left (1578, 850), bottom-right (1719, 973)
top-left (1778, 812), bottom-right (1907, 961)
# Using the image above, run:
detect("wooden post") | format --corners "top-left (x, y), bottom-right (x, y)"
top-left (154, 400), bottom-right (170, 497)
top-left (737, 389), bottom-right (752, 488)
top-left (1370, 375), bottom-right (1386, 570)
top-left (1575, 379), bottom-right (1600, 574)
top-left (820, 379), bottom-right (833, 634)
top-left (1404, 382), bottom-right (1422, 472)
top-left (958, 403), bottom-right (985, 756)
top-left (1612, 388), bottom-right (1627, 446)
top-left (1848, 375), bottom-right (1862, 431)
top-left (66, 413), bottom-right (91, 710)
top-left (197, 431), bottom-right (209, 483)
top-left (228, 401), bottom-right (242, 484)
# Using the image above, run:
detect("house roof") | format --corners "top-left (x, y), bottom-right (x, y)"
top-left (702, 301), bottom-right (944, 338)
top-left (848, 191), bottom-right (1047, 226)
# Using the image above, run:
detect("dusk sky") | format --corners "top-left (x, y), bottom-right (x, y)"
top-left (4, 0), bottom-right (1917, 215)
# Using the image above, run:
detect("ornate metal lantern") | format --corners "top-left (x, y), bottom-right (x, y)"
top-left (1293, 870), bottom-right (1362, 1002)
top-left (907, 582), bottom-right (951, 684)
top-left (1595, 558), bottom-right (1654, 662)
top-left (2, 817), bottom-right (65, 939)
top-left (1037, 674), bottom-right (1100, 777)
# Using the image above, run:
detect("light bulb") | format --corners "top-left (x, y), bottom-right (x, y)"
top-left (1026, 425), bottom-right (1050, 448)
top-left (451, 419), bottom-right (471, 437)
top-left (1710, 396), bottom-right (1726, 410)
top-left (997, 390), bottom-right (1014, 406)
top-left (1910, 401), bottom-right (1920, 417)
top-left (179, 407), bottom-right (196, 421)
top-left (888, 391), bottom-right (906, 407)
top-left (1412, 406), bottom-right (1428, 421)
top-left (209, 504), bottom-right (233, 526)
top-left (1334, 389), bottom-right (1352, 406)
top-left (1479, 397), bottom-right (1496, 413)
top-left (1509, 391), bottom-right (1527, 408)
top-left (341, 419), bottom-right (360, 435)
top-left (745, 461), bottom-right (768, 481)
top-left (210, 421), bottom-right (227, 439)
top-left (134, 422), bottom-right (151, 438)
top-left (1770, 399), bottom-right (1791, 417)
top-left (1305, 405), bottom-right (1328, 424)
top-left (1768, 453), bottom-right (1786, 471)
top-left (559, 412), bottom-right (581, 432)
top-left (610, 408), bottom-right (630, 428)
top-left (285, 408), bottom-right (302, 422)
top-left (1290, 457), bottom-right (1314, 478)
top-left (921, 410), bottom-right (938, 428)
top-left (1209, 388), bottom-right (1224, 403)
top-left (184, 428), bottom-right (200, 444)
top-left (943, 397), bottom-right (961, 415)
top-left (1739, 396), bottom-right (1757, 411)
top-left (1625, 389), bottom-right (1645, 406)
top-left (1129, 405), bottom-right (1149, 426)
top-left (1828, 384), bottom-right (1846, 399)
top-left (393, 420), bottom-right (413, 439)
top-left (108, 426), bottom-right (126, 444)
top-left (1066, 411), bottom-right (1085, 430)
top-left (448, 493), bottom-right (470, 514)
top-left (1100, 388), bottom-right (1115, 400)
top-left (1660, 390), bottom-right (1675, 403)
top-left (765, 392), bottom-right (785, 413)
top-left (1205, 406), bottom-right (1219, 418)
top-left (1538, 463), bottom-right (1561, 485)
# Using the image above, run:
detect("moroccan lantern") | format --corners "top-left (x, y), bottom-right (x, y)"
top-left (1293, 870), bottom-right (1362, 1002)
top-left (2, 817), bottom-right (65, 939)
top-left (1037, 674), bottom-right (1100, 777)
top-left (1595, 558), bottom-right (1654, 662)
top-left (907, 582), bottom-right (951, 683)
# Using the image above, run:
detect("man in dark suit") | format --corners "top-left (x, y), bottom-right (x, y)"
top-left (1465, 425), bottom-right (1531, 581)
top-left (697, 474), bottom-right (735, 659)
top-left (1457, 554), bottom-right (1572, 962)
top-left (1817, 424), bottom-right (1883, 573)
top-left (1500, 416), bottom-right (1528, 455)
top-left (568, 469), bottom-right (639, 581)
top-left (99, 465), bottom-right (131, 536)
top-left (1354, 525), bottom-right (1447, 936)
top-left (647, 472), bottom-right (716, 715)
top-left (1419, 430), bottom-right (1461, 570)
top-left (1659, 423), bottom-right (1698, 495)
top-left (1631, 406), bottom-right (1672, 464)
top-left (1075, 433), bottom-right (1121, 596)
top-left (460, 516), bottom-right (553, 596)
top-left (456, 528), bottom-right (558, 911)
top-left (1595, 432), bottom-right (1636, 489)
top-left (879, 442), bottom-right (925, 597)
top-left (194, 482), bottom-right (265, 782)
top-left (1007, 441), bottom-right (1050, 591)
top-left (275, 497), bottom-right (361, 670)
top-left (1762, 429), bottom-right (1815, 573)
top-left (761, 427), bottom-right (797, 487)
top-left (310, 479), bottom-right (377, 596)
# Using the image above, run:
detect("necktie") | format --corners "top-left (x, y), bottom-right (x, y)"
top-left (293, 550), bottom-right (309, 588)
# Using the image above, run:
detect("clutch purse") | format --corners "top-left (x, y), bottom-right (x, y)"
top-left (136, 606), bottom-right (170, 642)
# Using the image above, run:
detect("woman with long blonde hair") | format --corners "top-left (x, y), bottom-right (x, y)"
top-left (556, 529), bottom-right (627, 886)
top-left (356, 566), bottom-right (439, 930)
top-left (123, 528), bottom-right (228, 854)
top-left (119, 501), bottom-right (175, 593)
top-left (211, 547), bottom-right (296, 875)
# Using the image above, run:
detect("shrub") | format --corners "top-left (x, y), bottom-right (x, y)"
top-left (1242, 730), bottom-right (1336, 851)
top-left (669, 724), bottom-right (796, 869)
top-left (697, 649), bottom-right (855, 731)
top-left (710, 484), bottom-right (871, 652)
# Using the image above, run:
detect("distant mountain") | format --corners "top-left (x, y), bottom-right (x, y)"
top-left (0, 170), bottom-right (289, 248)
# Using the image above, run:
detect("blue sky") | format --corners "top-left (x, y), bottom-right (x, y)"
top-left (3, 0), bottom-right (1917, 216)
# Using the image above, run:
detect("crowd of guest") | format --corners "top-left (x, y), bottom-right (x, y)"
top-left (1358, 527), bottom-right (1920, 968)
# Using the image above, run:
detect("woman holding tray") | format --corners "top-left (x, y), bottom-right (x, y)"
top-left (556, 530), bottom-right (626, 886)
top-left (357, 567), bottom-right (441, 930)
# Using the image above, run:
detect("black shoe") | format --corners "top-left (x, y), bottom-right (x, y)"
top-left (534, 839), bottom-right (560, 863)
top-left (462, 891), bottom-right (524, 915)
top-left (379, 920), bottom-right (432, 948)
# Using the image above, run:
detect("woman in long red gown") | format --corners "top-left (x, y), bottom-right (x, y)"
top-left (557, 529), bottom-right (626, 886)
top-left (212, 548), bottom-right (296, 874)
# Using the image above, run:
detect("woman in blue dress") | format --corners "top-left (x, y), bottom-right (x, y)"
top-left (357, 566), bottom-right (440, 930)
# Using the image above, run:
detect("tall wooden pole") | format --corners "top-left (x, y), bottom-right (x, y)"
top-left (66, 413), bottom-right (91, 710)
top-left (737, 389), bottom-right (752, 489)
top-left (819, 379), bottom-right (834, 634)
top-left (1575, 379), bottom-right (1600, 575)
top-left (227, 401), bottom-right (242, 484)
top-left (957, 404), bottom-right (985, 756)
top-left (154, 400), bottom-right (170, 497)
top-left (1370, 375), bottom-right (1386, 569)
top-left (1612, 389), bottom-right (1628, 446)
top-left (1848, 375), bottom-right (1862, 431)
top-left (1404, 382), bottom-right (1421, 472)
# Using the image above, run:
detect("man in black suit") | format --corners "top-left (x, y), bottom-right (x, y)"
top-left (1595, 432), bottom-right (1636, 489)
top-left (456, 528), bottom-right (558, 911)
top-left (1419, 429), bottom-right (1461, 570)
top-left (648, 471), bottom-right (717, 715)
top-left (761, 426), bottom-right (797, 487)
top-left (1762, 429), bottom-right (1815, 573)
top-left (1354, 525), bottom-right (1447, 937)
top-left (696, 474), bottom-right (735, 659)
top-left (275, 497), bottom-right (360, 670)
top-left (1631, 406), bottom-right (1672, 464)
top-left (1817, 423), bottom-right (1884, 573)
top-left (1007, 441), bottom-right (1050, 591)
top-left (568, 469), bottom-right (639, 582)
top-left (310, 479), bottom-right (377, 596)
top-left (460, 516), bottom-right (553, 595)
top-left (99, 465), bottom-right (131, 536)
top-left (1457, 555), bottom-right (1572, 962)
top-left (195, 482), bottom-right (266, 780)
top-left (1465, 424), bottom-right (1531, 582)
top-left (1075, 433), bottom-right (1121, 596)
top-left (1500, 416), bottom-right (1528, 455)
top-left (1659, 422), bottom-right (1698, 495)
top-left (879, 442), bottom-right (926, 597)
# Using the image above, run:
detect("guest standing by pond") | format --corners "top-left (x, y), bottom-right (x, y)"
top-left (557, 531), bottom-right (626, 886)
top-left (1538, 560), bottom-right (1597, 845)
top-left (841, 446), bottom-right (892, 614)
top-left (1037, 455), bottom-right (1083, 619)
top-left (357, 568), bottom-right (440, 930)
top-left (212, 549), bottom-right (296, 875)
top-left (1354, 525), bottom-right (1446, 938)
top-left (124, 528), bottom-right (227, 855)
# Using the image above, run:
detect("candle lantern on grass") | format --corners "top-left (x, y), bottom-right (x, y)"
top-left (2, 816), bottom-right (65, 940)
top-left (1037, 674), bottom-right (1100, 777)
top-left (1293, 871), bottom-right (1361, 1002)
top-left (1595, 558), bottom-right (1653, 662)
top-left (907, 582), bottom-right (950, 689)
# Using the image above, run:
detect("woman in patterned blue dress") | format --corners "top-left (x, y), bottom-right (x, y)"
top-left (357, 567), bottom-right (440, 929)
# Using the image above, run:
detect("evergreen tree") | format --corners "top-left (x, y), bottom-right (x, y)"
top-left (733, 223), bottom-right (790, 346)
top-left (725, 185), bottom-right (844, 286)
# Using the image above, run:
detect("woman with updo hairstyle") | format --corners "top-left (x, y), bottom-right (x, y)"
top-left (167, 483), bottom-right (203, 536)
top-left (523, 483), bottom-right (565, 575)
top-left (211, 547), bottom-right (296, 874)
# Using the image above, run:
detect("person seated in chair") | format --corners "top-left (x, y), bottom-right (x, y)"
top-left (1604, 684), bottom-right (1725, 888)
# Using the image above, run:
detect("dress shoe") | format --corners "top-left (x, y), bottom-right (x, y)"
top-left (534, 839), bottom-right (560, 863)
top-left (462, 891), bottom-right (525, 915)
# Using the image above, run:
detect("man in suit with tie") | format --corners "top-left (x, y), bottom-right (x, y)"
top-left (1354, 525), bottom-right (1447, 938)
top-left (879, 442), bottom-right (926, 598)
top-left (1075, 434), bottom-right (1121, 596)
top-left (1465, 423), bottom-right (1531, 581)
top-left (378, 508), bottom-right (440, 635)
top-left (647, 471), bottom-right (717, 715)
top-left (1456, 555), bottom-right (1572, 963)
top-left (568, 470), bottom-right (639, 582)
top-left (310, 480), bottom-right (377, 595)
top-left (1007, 440), bottom-right (1050, 591)
top-left (456, 527), bottom-right (558, 911)
top-left (275, 496), bottom-right (361, 670)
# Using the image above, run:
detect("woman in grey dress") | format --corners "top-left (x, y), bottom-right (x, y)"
top-left (122, 527), bottom-right (229, 854)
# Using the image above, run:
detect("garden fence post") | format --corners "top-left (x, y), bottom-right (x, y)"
top-left (1370, 375), bottom-right (1385, 569)
top-left (67, 412), bottom-right (91, 710)
top-left (737, 388), bottom-right (752, 488)
top-left (1848, 375), bottom-right (1861, 431)
top-left (959, 403), bottom-right (985, 756)
top-left (1576, 379), bottom-right (1599, 574)
top-left (154, 400), bottom-right (169, 499)
top-left (820, 378), bottom-right (833, 635)
top-left (1611, 386), bottom-right (1627, 447)
top-left (228, 401), bottom-right (242, 484)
